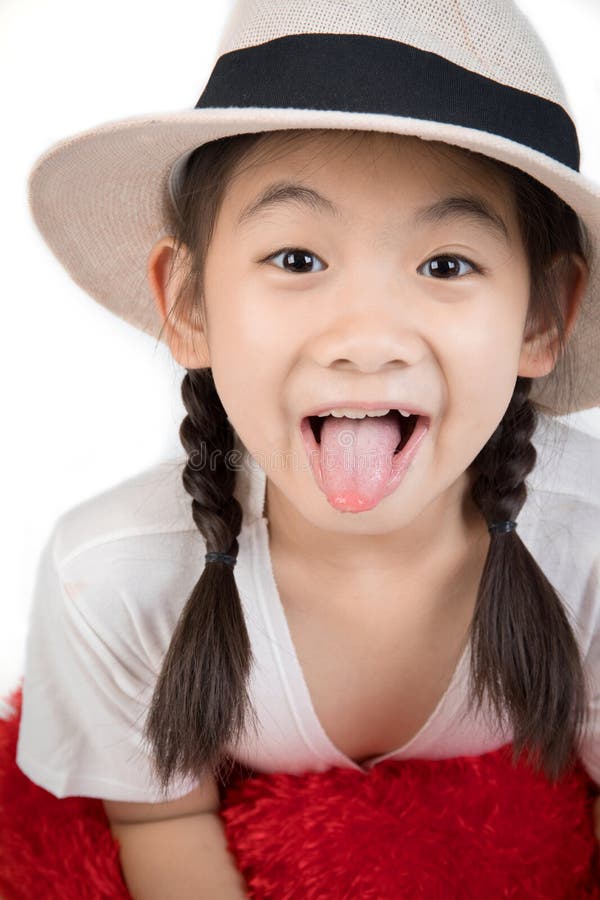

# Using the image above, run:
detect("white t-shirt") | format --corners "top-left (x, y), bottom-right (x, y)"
top-left (16, 416), bottom-right (600, 802)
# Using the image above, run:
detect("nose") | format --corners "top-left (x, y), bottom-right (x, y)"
top-left (309, 286), bottom-right (424, 374)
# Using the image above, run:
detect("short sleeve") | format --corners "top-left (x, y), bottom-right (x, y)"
top-left (16, 522), bottom-right (200, 802)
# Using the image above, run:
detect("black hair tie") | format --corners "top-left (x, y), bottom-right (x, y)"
top-left (488, 521), bottom-right (518, 534)
top-left (205, 551), bottom-right (237, 568)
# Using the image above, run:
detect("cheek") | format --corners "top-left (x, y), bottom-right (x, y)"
top-left (204, 261), bottom-right (302, 450)
top-left (441, 278), bottom-right (527, 393)
top-left (453, 327), bottom-right (521, 406)
top-left (435, 303), bottom-right (527, 467)
top-left (204, 256), bottom-right (274, 378)
top-left (208, 325), bottom-right (287, 461)
top-left (206, 256), bottom-right (292, 358)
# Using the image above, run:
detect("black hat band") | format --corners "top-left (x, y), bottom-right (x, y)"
top-left (195, 32), bottom-right (580, 171)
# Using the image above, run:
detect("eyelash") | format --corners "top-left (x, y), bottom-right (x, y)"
top-left (260, 247), bottom-right (484, 278)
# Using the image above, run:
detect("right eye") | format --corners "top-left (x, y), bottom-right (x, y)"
top-left (262, 247), bottom-right (326, 274)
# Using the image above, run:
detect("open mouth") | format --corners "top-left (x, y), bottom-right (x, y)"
top-left (300, 409), bottom-right (431, 510)
top-left (306, 410), bottom-right (420, 454)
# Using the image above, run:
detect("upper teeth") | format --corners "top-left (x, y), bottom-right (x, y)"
top-left (316, 407), bottom-right (412, 418)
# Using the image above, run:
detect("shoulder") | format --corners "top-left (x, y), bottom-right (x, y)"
top-left (521, 416), bottom-right (600, 647)
top-left (34, 461), bottom-right (196, 671)
top-left (44, 445), bottom-right (265, 640)
top-left (524, 417), bottom-right (600, 552)
top-left (51, 457), bottom-right (194, 571)
top-left (51, 439), bottom-right (265, 573)
top-left (529, 415), bottom-right (600, 508)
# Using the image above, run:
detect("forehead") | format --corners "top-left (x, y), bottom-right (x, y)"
top-left (232, 130), bottom-right (507, 188)
top-left (224, 129), bottom-right (515, 230)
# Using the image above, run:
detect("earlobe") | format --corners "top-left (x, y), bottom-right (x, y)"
top-left (518, 253), bottom-right (589, 379)
top-left (147, 237), bottom-right (210, 369)
top-left (518, 314), bottom-right (561, 378)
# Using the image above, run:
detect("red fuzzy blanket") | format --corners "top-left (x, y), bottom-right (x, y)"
top-left (1, 683), bottom-right (599, 898)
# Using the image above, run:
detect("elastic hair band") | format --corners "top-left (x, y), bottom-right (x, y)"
top-left (205, 551), bottom-right (237, 568)
top-left (488, 521), bottom-right (518, 534)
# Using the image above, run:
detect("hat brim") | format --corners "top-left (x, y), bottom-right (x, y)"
top-left (27, 106), bottom-right (600, 414)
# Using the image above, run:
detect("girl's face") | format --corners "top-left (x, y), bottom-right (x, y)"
top-left (198, 131), bottom-right (542, 553)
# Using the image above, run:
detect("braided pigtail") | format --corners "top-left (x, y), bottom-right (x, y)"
top-left (465, 375), bottom-right (589, 782)
top-left (143, 367), bottom-right (258, 797)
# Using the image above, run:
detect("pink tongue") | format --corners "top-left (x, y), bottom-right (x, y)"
top-left (318, 413), bottom-right (402, 510)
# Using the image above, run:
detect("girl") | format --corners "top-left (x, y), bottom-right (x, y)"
top-left (15, 0), bottom-right (600, 895)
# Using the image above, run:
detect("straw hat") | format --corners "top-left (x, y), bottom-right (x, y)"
top-left (27, 0), bottom-right (600, 415)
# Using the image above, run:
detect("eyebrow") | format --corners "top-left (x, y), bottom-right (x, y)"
top-left (235, 181), bottom-right (511, 244)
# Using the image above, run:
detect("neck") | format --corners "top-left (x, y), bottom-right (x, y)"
top-left (262, 468), bottom-right (490, 623)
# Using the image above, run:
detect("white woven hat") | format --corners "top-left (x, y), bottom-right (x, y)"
top-left (27, 0), bottom-right (600, 415)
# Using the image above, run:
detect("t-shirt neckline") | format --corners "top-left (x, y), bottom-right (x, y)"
top-left (249, 505), bottom-right (471, 774)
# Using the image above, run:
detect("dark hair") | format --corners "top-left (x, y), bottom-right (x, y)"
top-left (142, 128), bottom-right (595, 797)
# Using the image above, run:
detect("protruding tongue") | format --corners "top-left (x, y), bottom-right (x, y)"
top-left (318, 412), bottom-right (402, 510)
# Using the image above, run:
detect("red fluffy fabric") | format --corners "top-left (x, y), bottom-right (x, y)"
top-left (1, 682), bottom-right (600, 899)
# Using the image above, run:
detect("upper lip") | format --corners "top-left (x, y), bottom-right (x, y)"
top-left (299, 401), bottom-right (431, 421)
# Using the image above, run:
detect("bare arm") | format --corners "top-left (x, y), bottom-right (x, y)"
top-left (103, 770), bottom-right (249, 899)
top-left (109, 811), bottom-right (248, 899)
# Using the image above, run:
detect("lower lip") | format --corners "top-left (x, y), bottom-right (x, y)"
top-left (299, 414), bottom-right (430, 510)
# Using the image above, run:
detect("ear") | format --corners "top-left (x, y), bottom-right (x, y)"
top-left (147, 237), bottom-right (210, 369)
top-left (518, 253), bottom-right (589, 378)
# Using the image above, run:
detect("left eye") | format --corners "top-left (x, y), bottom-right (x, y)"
top-left (418, 255), bottom-right (479, 278)
top-left (263, 248), bottom-right (326, 274)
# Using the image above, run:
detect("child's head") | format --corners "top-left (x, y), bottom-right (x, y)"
top-left (150, 128), bottom-right (587, 529)
top-left (142, 126), bottom-right (592, 799)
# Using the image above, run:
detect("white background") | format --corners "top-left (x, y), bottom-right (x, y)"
top-left (1, 0), bottom-right (599, 703)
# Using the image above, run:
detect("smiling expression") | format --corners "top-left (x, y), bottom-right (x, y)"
top-left (195, 130), bottom-right (537, 538)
